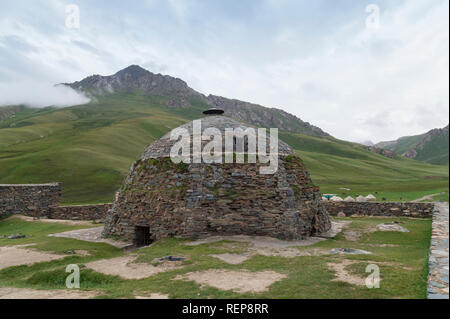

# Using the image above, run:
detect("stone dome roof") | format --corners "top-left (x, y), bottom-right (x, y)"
top-left (142, 114), bottom-right (295, 160)
top-left (103, 109), bottom-right (331, 243)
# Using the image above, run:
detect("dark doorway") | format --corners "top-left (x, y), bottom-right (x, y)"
top-left (135, 226), bottom-right (152, 247)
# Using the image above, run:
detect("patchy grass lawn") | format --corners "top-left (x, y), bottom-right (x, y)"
top-left (0, 216), bottom-right (432, 299)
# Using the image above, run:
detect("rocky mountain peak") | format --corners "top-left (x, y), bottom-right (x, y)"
top-left (64, 65), bottom-right (330, 137)
top-left (114, 65), bottom-right (149, 77)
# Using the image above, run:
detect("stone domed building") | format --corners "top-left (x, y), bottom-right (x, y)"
top-left (103, 109), bottom-right (331, 246)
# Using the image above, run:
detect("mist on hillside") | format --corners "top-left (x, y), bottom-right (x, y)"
top-left (0, 81), bottom-right (90, 108)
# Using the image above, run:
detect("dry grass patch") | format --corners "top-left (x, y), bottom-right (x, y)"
top-left (175, 269), bottom-right (286, 293)
top-left (209, 253), bottom-right (250, 264)
top-left (85, 255), bottom-right (183, 280)
top-left (0, 287), bottom-right (99, 299)
top-left (0, 245), bottom-right (65, 270)
top-left (10, 215), bottom-right (95, 226)
top-left (134, 293), bottom-right (170, 299)
top-left (327, 260), bottom-right (367, 286)
top-left (49, 226), bottom-right (130, 248)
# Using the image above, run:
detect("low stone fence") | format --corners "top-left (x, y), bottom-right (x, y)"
top-left (324, 201), bottom-right (435, 218)
top-left (0, 183), bottom-right (437, 221)
top-left (0, 183), bottom-right (111, 221)
top-left (48, 204), bottom-right (112, 221)
top-left (0, 183), bottom-right (61, 217)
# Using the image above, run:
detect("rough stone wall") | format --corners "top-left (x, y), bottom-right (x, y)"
top-left (0, 183), bottom-right (61, 217)
top-left (103, 156), bottom-right (331, 242)
top-left (324, 201), bottom-right (435, 217)
top-left (49, 204), bottom-right (112, 221)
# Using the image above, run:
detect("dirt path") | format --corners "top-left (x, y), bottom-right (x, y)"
top-left (327, 260), bottom-right (367, 286)
top-left (175, 269), bottom-right (286, 293)
top-left (210, 253), bottom-right (250, 264)
top-left (0, 287), bottom-right (99, 299)
top-left (0, 245), bottom-right (66, 270)
top-left (85, 255), bottom-right (183, 279)
top-left (191, 222), bottom-right (347, 263)
top-left (411, 193), bottom-right (442, 203)
top-left (9, 215), bottom-right (96, 226)
top-left (134, 293), bottom-right (169, 299)
top-left (49, 227), bottom-right (130, 248)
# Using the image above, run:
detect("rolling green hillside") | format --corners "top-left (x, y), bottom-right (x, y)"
top-left (380, 135), bottom-right (423, 154)
top-left (0, 93), bottom-right (448, 204)
top-left (376, 126), bottom-right (449, 165)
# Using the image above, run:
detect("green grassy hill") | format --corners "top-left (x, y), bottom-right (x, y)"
top-left (0, 93), bottom-right (448, 204)
top-left (376, 126), bottom-right (449, 165)
top-left (413, 130), bottom-right (449, 164)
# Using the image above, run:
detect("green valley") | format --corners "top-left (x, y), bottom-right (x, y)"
top-left (0, 92), bottom-right (448, 205)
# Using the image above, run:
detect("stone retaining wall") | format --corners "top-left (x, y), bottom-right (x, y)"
top-left (324, 201), bottom-right (435, 218)
top-left (0, 183), bottom-right (110, 221)
top-left (48, 204), bottom-right (112, 221)
top-left (0, 183), bottom-right (61, 217)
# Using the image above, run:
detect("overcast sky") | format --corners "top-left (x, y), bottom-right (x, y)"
top-left (0, 0), bottom-right (448, 143)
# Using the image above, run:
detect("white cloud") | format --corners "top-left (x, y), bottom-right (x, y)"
top-left (0, 81), bottom-right (90, 107)
top-left (192, 0), bottom-right (449, 142)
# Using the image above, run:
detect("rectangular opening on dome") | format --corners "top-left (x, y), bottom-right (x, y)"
top-left (134, 225), bottom-right (152, 247)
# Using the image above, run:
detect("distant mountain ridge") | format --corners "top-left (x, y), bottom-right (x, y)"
top-left (64, 65), bottom-right (330, 137)
top-left (375, 125), bottom-right (449, 165)
top-left (1, 72), bottom-right (448, 204)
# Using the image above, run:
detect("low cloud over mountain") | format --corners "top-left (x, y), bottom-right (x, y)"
top-left (0, 81), bottom-right (90, 108)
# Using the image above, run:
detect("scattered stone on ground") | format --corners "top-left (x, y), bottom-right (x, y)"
top-left (10, 215), bottom-right (95, 226)
top-left (7, 234), bottom-right (27, 239)
top-left (85, 255), bottom-right (182, 280)
top-left (329, 248), bottom-right (371, 255)
top-left (210, 253), bottom-right (250, 264)
top-left (49, 226), bottom-right (130, 248)
top-left (175, 269), bottom-right (286, 293)
top-left (327, 260), bottom-right (367, 286)
top-left (63, 250), bottom-right (91, 256)
top-left (376, 223), bottom-right (409, 232)
top-left (154, 255), bottom-right (186, 262)
top-left (427, 203), bottom-right (449, 299)
top-left (0, 245), bottom-right (65, 270)
top-left (151, 255), bottom-right (187, 267)
top-left (0, 287), bottom-right (99, 299)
